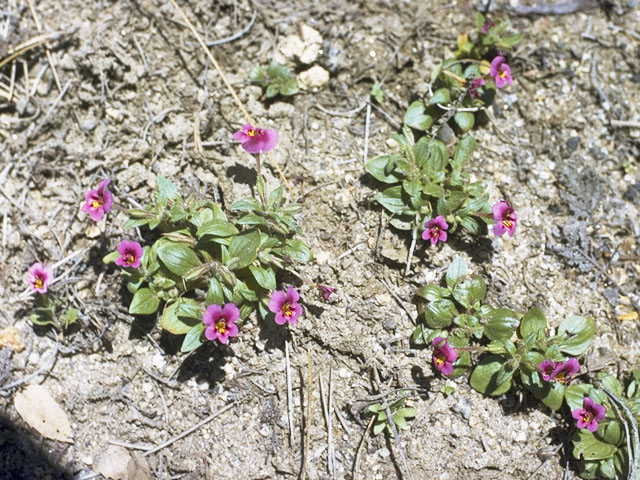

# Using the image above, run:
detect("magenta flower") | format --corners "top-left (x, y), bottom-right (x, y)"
top-left (27, 262), bottom-right (54, 294)
top-left (422, 215), bottom-right (449, 246)
top-left (490, 56), bottom-right (513, 89)
top-left (233, 124), bottom-right (278, 154)
top-left (202, 303), bottom-right (240, 344)
top-left (481, 19), bottom-right (495, 34)
top-left (538, 360), bottom-right (559, 382)
top-left (468, 77), bottom-right (486, 99)
top-left (432, 337), bottom-right (458, 376)
top-left (492, 200), bottom-right (517, 237)
top-left (82, 178), bottom-right (113, 222)
top-left (269, 286), bottom-right (303, 326)
top-left (317, 285), bottom-right (336, 302)
top-left (572, 397), bottom-right (606, 432)
top-left (551, 358), bottom-right (580, 385)
top-left (115, 240), bottom-right (143, 269)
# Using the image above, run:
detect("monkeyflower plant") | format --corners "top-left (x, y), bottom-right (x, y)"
top-left (249, 62), bottom-right (299, 99)
top-left (414, 258), bottom-right (640, 479)
top-left (403, 13), bottom-right (521, 134)
top-left (26, 262), bottom-right (78, 330)
top-left (104, 124), bottom-right (313, 352)
top-left (366, 127), bottom-right (491, 248)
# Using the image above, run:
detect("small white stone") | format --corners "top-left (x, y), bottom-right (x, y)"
top-left (298, 66), bottom-right (330, 90)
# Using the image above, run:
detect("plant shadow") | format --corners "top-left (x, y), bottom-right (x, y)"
top-left (0, 411), bottom-right (74, 479)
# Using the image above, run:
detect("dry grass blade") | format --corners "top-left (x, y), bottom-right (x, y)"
top-left (0, 30), bottom-right (72, 70)
top-left (166, 0), bottom-right (296, 198)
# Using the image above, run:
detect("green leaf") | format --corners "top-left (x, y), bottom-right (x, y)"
top-left (375, 186), bottom-right (406, 214)
top-left (403, 100), bottom-right (432, 130)
top-left (129, 288), bottom-right (161, 315)
top-left (30, 311), bottom-right (55, 327)
top-left (411, 324), bottom-right (436, 345)
top-left (371, 83), bottom-right (384, 103)
top-left (599, 421), bottom-right (624, 446)
top-left (519, 307), bottom-right (547, 339)
top-left (196, 219), bottom-right (239, 238)
top-left (157, 242), bottom-right (202, 277)
top-left (451, 135), bottom-right (476, 170)
top-left (265, 84), bottom-right (279, 98)
top-left (228, 229), bottom-right (261, 270)
top-left (423, 299), bottom-right (458, 328)
top-left (496, 33), bottom-right (523, 49)
top-left (206, 278), bottom-right (225, 305)
top-left (452, 275), bottom-right (486, 309)
top-left (267, 186), bottom-right (285, 208)
top-left (402, 179), bottom-right (420, 198)
top-left (428, 88), bottom-right (451, 105)
top-left (598, 374), bottom-right (623, 397)
top-left (426, 140), bottom-right (448, 176)
top-left (181, 324), bottom-right (205, 353)
top-left (283, 238), bottom-right (313, 263)
top-left (157, 175), bottom-right (179, 201)
top-left (446, 258), bottom-right (468, 288)
top-left (249, 265), bottom-right (276, 290)
top-left (268, 61), bottom-right (290, 79)
top-left (461, 216), bottom-right (480, 234)
top-left (388, 216), bottom-right (414, 230)
top-left (521, 370), bottom-right (564, 410)
top-left (483, 308), bottom-right (519, 341)
top-left (103, 251), bottom-right (120, 264)
top-left (454, 112), bottom-right (475, 132)
top-left (249, 65), bottom-right (267, 83)
top-left (573, 430), bottom-right (617, 461)
top-left (60, 308), bottom-right (79, 327)
top-left (598, 458), bottom-right (616, 479)
top-left (160, 299), bottom-right (201, 334)
top-left (416, 285), bottom-right (446, 302)
top-left (373, 422), bottom-right (386, 436)
top-left (231, 197), bottom-right (261, 212)
top-left (470, 355), bottom-right (512, 396)
top-left (565, 384), bottom-right (595, 412)
top-left (279, 77), bottom-right (299, 96)
top-left (237, 213), bottom-right (268, 226)
top-left (557, 315), bottom-right (595, 356)
top-left (422, 183), bottom-right (445, 197)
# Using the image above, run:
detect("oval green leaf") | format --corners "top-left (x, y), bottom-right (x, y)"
top-left (157, 242), bottom-right (202, 277)
top-left (129, 288), bottom-right (160, 315)
top-left (470, 355), bottom-right (512, 396)
top-left (558, 315), bottom-right (595, 356)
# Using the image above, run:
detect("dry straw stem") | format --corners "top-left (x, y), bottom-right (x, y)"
top-left (0, 30), bottom-right (69, 70)
top-left (142, 402), bottom-right (236, 457)
top-left (167, 0), bottom-right (295, 197)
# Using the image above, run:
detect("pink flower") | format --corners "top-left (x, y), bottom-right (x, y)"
top-left (202, 303), bottom-right (240, 344)
top-left (551, 358), bottom-right (580, 385)
top-left (572, 397), bottom-right (606, 432)
top-left (82, 178), bottom-right (113, 222)
top-left (269, 286), bottom-right (303, 326)
top-left (115, 240), bottom-right (144, 268)
top-left (233, 124), bottom-right (278, 154)
top-left (317, 285), bottom-right (336, 302)
top-left (468, 77), bottom-right (486, 99)
top-left (422, 215), bottom-right (449, 246)
top-left (481, 19), bottom-right (495, 34)
top-left (432, 337), bottom-right (458, 376)
top-left (27, 262), bottom-right (54, 294)
top-left (490, 56), bottom-right (513, 89)
top-left (492, 200), bottom-right (517, 237)
top-left (537, 360), bottom-right (559, 382)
